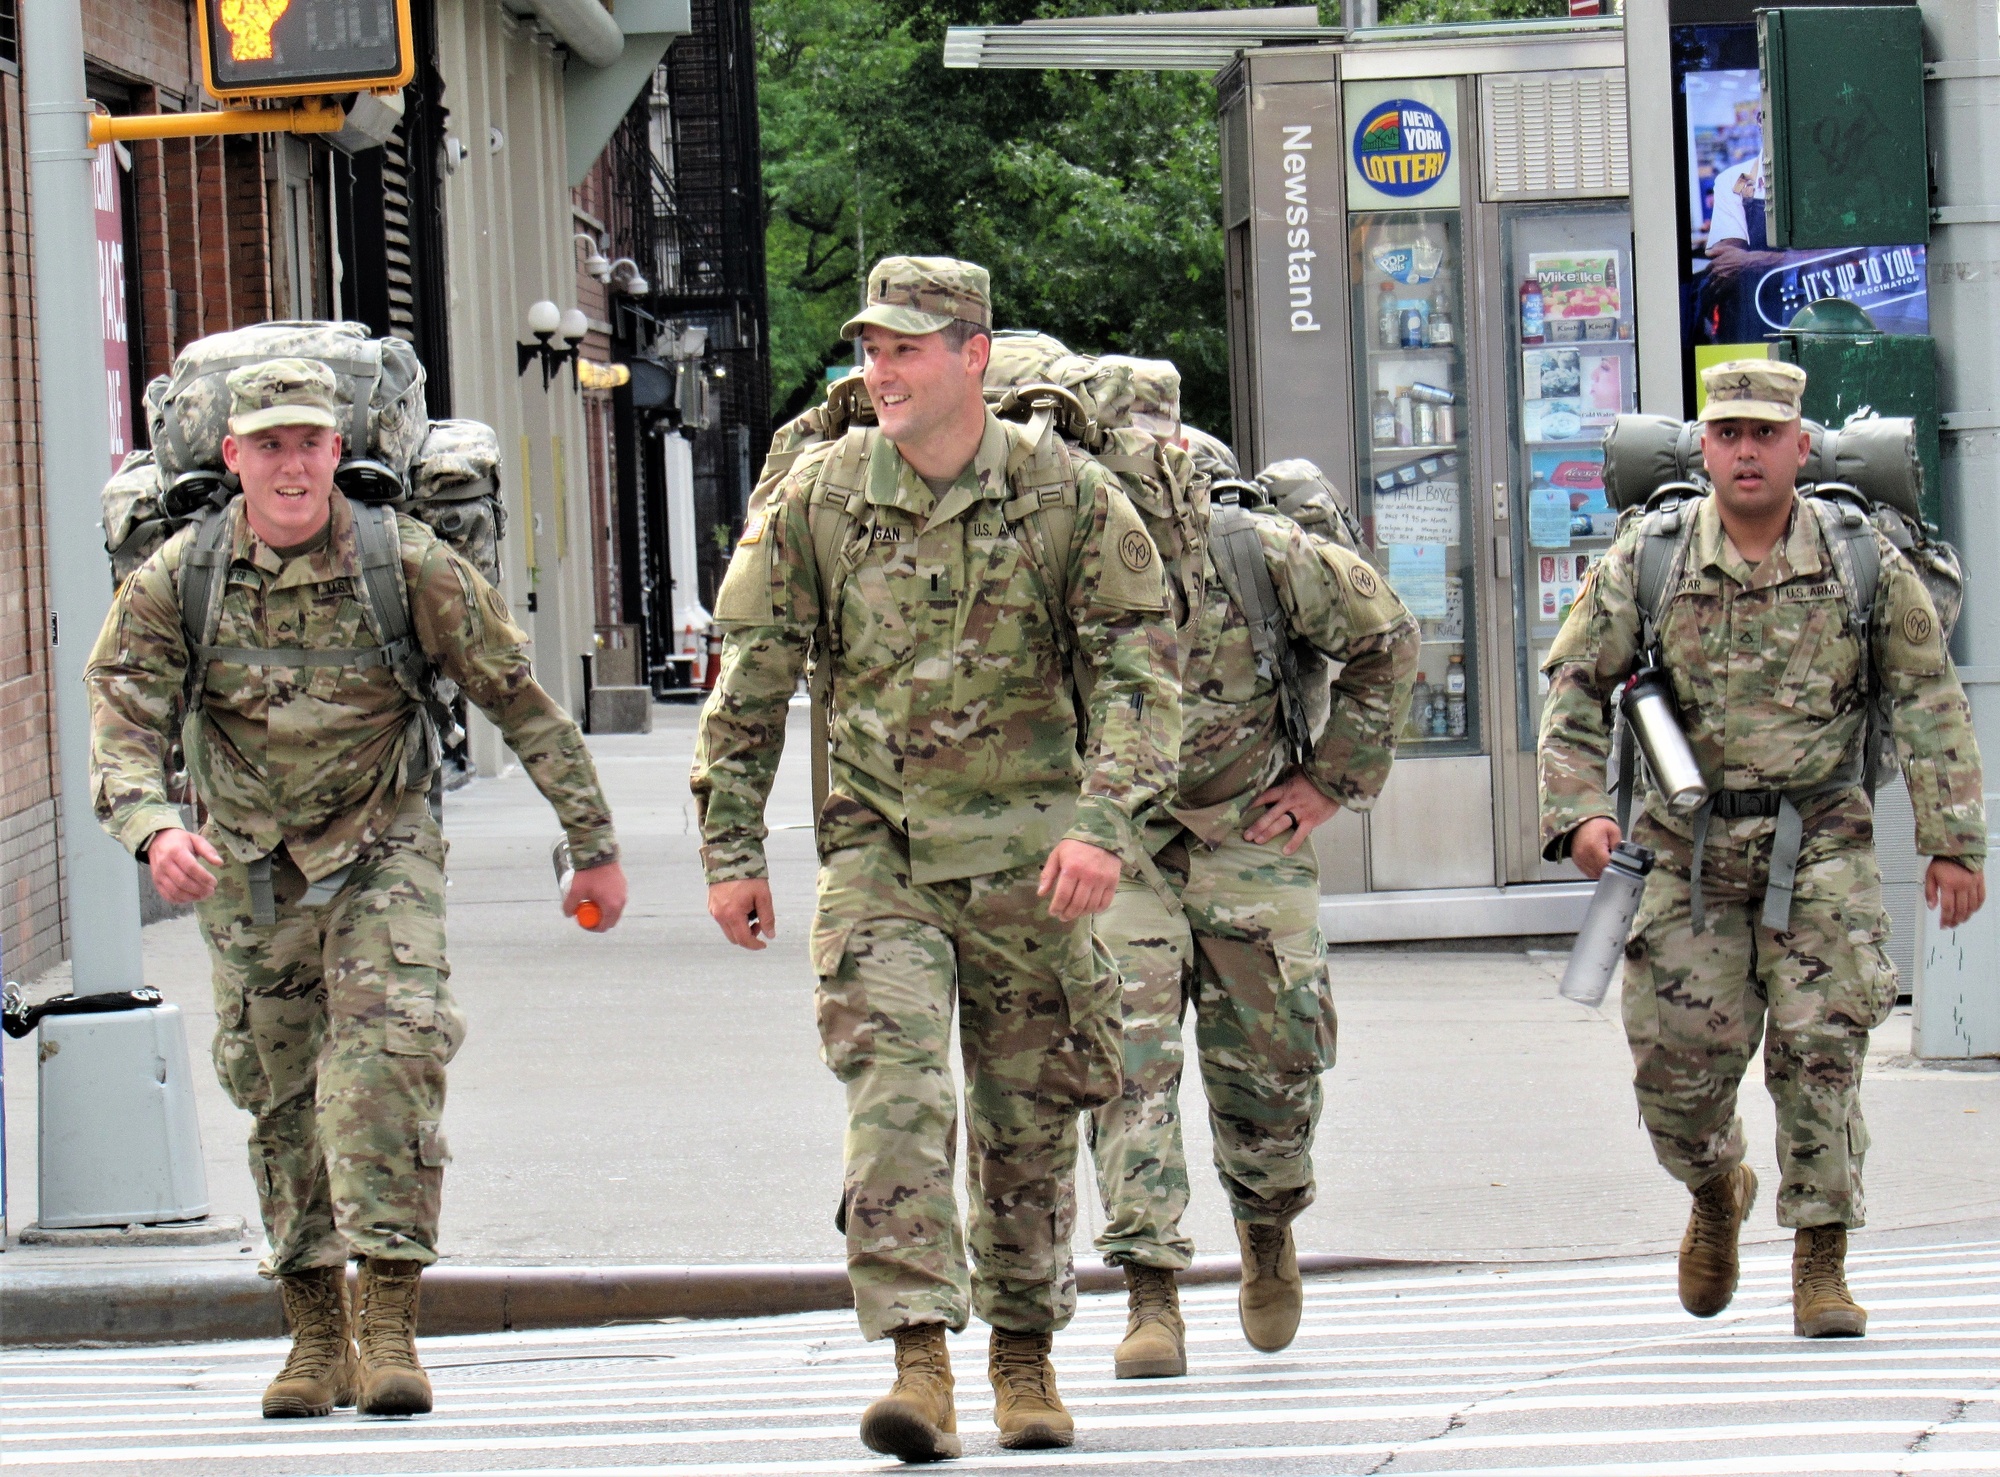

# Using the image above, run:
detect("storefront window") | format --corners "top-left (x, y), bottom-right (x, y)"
top-left (1502, 204), bottom-right (1637, 749)
top-left (1348, 209), bottom-right (1479, 756)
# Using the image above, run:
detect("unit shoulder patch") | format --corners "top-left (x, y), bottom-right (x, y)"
top-left (1119, 528), bottom-right (1155, 573)
top-left (1904, 605), bottom-right (1934, 646)
top-left (1348, 561), bottom-right (1379, 600)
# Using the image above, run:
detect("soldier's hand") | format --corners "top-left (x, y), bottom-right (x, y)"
top-left (709, 879), bottom-right (776, 949)
top-left (566, 860), bottom-right (628, 932)
top-left (1570, 817), bottom-right (1623, 881)
top-left (148, 827), bottom-right (222, 903)
top-left (1038, 840), bottom-right (1121, 922)
top-left (1925, 858), bottom-right (1986, 930)
top-left (1244, 772), bottom-right (1342, 855)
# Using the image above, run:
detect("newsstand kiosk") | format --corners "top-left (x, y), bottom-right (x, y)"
top-left (1218, 23), bottom-right (1643, 940)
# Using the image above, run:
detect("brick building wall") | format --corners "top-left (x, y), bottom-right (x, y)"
top-left (0, 64), bottom-right (60, 985)
top-left (0, 0), bottom-right (291, 982)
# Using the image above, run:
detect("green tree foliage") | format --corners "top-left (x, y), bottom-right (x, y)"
top-left (756, 0), bottom-right (1569, 436)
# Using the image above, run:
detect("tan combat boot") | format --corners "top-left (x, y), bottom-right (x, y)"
top-left (1113, 1265), bottom-right (1186, 1379)
top-left (988, 1329), bottom-right (1074, 1449)
top-left (262, 1265), bottom-right (358, 1418)
top-left (1679, 1164), bottom-right (1758, 1317)
top-left (355, 1257), bottom-right (433, 1416)
top-left (1236, 1220), bottom-right (1303, 1352)
top-left (858, 1323), bottom-right (961, 1462)
top-left (1794, 1226), bottom-right (1868, 1338)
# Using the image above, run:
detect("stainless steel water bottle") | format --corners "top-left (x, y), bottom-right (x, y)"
top-left (1621, 669), bottom-right (1709, 813)
top-left (1560, 841), bottom-right (1655, 1007)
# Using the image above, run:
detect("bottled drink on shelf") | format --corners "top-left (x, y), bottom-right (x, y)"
top-left (1428, 302), bottom-right (1455, 346)
top-left (1520, 277), bottom-right (1545, 344)
top-left (1394, 392), bottom-right (1415, 447)
top-left (1378, 282), bottom-right (1399, 348)
top-left (1399, 304), bottom-right (1426, 349)
top-left (1371, 389), bottom-right (1397, 445)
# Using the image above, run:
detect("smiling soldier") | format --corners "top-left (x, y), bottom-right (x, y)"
top-left (694, 258), bottom-right (1179, 1461)
top-left (1539, 359), bottom-right (1985, 1339)
top-left (86, 358), bottom-right (626, 1420)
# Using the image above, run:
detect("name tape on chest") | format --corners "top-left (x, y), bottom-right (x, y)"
top-left (872, 524), bottom-right (906, 546)
top-left (1779, 581), bottom-right (1843, 603)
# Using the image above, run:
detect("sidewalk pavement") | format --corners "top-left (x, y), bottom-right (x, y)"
top-left (7, 704), bottom-right (1999, 1344)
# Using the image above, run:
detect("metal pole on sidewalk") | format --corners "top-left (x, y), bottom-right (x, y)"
top-left (1914, 0), bottom-right (2000, 1055)
top-left (23, 0), bottom-right (145, 989)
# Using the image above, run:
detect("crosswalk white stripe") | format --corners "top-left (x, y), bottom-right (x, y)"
top-left (12, 1364), bottom-right (2000, 1441)
top-left (197, 1423), bottom-right (2000, 1477)
top-left (13, 1389), bottom-right (2000, 1465)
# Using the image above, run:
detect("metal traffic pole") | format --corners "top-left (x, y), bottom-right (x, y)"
top-left (23, 0), bottom-right (145, 990)
top-left (1914, 0), bottom-right (2000, 1056)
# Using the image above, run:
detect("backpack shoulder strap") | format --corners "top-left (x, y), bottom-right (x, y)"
top-left (1208, 497), bottom-right (1286, 682)
top-left (805, 429), bottom-right (872, 634)
top-left (176, 501), bottom-right (237, 704)
top-left (1634, 502), bottom-right (1698, 653)
top-left (999, 419), bottom-right (1081, 633)
top-left (351, 501), bottom-right (427, 694)
top-left (1805, 491), bottom-right (1887, 796)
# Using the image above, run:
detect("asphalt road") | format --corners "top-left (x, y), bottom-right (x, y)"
top-left (10, 1226), bottom-right (2000, 1476)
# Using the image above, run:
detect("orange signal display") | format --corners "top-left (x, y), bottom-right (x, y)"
top-left (197, 0), bottom-right (414, 102)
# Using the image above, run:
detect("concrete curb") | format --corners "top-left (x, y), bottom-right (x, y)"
top-left (0, 1252), bottom-right (1428, 1347)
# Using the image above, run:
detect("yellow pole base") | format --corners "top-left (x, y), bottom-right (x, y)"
top-left (88, 99), bottom-right (346, 146)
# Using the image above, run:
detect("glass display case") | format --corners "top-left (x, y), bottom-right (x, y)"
top-left (1348, 208), bottom-right (1480, 756)
top-left (1503, 204), bottom-right (1638, 748)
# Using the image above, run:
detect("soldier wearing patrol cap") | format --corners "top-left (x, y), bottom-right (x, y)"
top-left (1539, 357), bottom-right (1985, 1338)
top-left (87, 357), bottom-right (628, 1419)
top-left (694, 257), bottom-right (1181, 1461)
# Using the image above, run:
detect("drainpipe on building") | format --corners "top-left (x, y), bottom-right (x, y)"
top-left (22, 0), bottom-right (145, 989)
top-left (515, 0), bottom-right (625, 68)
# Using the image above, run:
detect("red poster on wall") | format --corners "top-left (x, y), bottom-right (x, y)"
top-left (93, 142), bottom-right (130, 478)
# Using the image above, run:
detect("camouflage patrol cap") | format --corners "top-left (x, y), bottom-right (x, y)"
top-left (1102, 355), bottom-right (1181, 438)
top-left (225, 358), bottom-right (340, 435)
top-left (1180, 424), bottom-right (1240, 482)
top-left (1698, 358), bottom-right (1806, 423)
top-left (841, 256), bottom-right (992, 339)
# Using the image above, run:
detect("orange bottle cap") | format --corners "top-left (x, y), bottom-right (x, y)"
top-left (576, 900), bottom-right (603, 930)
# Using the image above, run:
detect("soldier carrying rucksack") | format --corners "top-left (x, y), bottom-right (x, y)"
top-left (1538, 359), bottom-right (1986, 1345)
top-left (1081, 396), bottom-right (1421, 1379)
top-left (84, 352), bottom-right (627, 1422)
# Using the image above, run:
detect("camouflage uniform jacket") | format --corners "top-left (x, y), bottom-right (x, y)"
top-left (1539, 493), bottom-right (1985, 867)
top-left (87, 493), bottom-right (618, 877)
top-left (1166, 509), bottom-right (1420, 849)
top-left (692, 410), bottom-right (1181, 886)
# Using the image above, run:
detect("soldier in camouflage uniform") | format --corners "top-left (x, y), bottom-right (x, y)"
top-left (693, 258), bottom-right (1178, 1461)
top-left (87, 360), bottom-right (626, 1418)
top-left (1086, 420), bottom-right (1419, 1378)
top-left (1539, 360), bottom-right (1985, 1339)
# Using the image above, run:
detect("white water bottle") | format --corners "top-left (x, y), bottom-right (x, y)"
top-left (1560, 841), bottom-right (1654, 1007)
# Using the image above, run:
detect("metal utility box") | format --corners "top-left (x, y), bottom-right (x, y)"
top-left (1219, 23), bottom-right (1632, 942)
top-left (1758, 5), bottom-right (1929, 248)
top-left (1773, 305), bottom-right (1942, 525)
top-left (38, 1004), bottom-right (209, 1228)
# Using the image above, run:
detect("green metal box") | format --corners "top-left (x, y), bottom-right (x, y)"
top-left (1758, 6), bottom-right (1930, 248)
top-left (1773, 329), bottom-right (1941, 526)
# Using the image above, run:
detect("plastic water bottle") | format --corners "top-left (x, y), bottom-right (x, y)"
top-left (1559, 841), bottom-right (1654, 1007)
top-left (550, 839), bottom-right (603, 930)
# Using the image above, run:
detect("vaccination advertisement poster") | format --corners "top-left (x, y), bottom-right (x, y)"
top-left (1680, 58), bottom-right (1928, 348)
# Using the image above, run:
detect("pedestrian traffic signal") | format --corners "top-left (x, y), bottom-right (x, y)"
top-left (198, 0), bottom-right (416, 103)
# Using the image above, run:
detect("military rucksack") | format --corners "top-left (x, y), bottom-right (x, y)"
top-left (1204, 459), bottom-right (1370, 763)
top-left (1602, 411), bottom-right (1965, 810)
top-left (405, 419), bottom-right (506, 589)
top-left (148, 320), bottom-right (429, 504)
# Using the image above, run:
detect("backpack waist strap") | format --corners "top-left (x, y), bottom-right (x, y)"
top-left (1685, 758), bottom-right (1865, 935)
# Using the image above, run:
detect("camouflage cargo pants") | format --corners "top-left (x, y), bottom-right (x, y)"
top-left (811, 804), bottom-right (1122, 1341)
top-left (196, 795), bottom-right (463, 1277)
top-left (1088, 827), bottom-right (1337, 1270)
top-left (1623, 805), bottom-right (1899, 1229)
